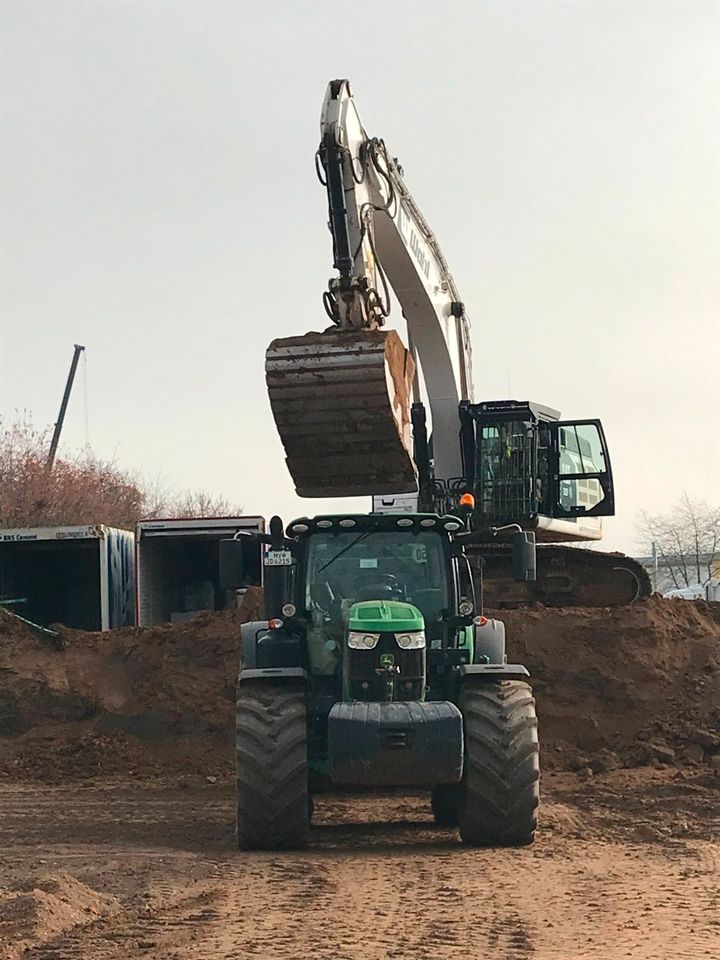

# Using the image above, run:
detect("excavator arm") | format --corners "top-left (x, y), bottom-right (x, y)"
top-left (318, 79), bottom-right (473, 481)
top-left (266, 80), bottom-right (474, 495)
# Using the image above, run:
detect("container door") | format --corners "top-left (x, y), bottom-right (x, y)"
top-left (105, 530), bottom-right (136, 628)
top-left (549, 420), bottom-right (615, 518)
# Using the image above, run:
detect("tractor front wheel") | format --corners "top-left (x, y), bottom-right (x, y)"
top-left (458, 681), bottom-right (539, 846)
top-left (235, 682), bottom-right (310, 850)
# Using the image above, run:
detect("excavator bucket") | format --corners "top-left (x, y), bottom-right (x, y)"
top-left (266, 329), bottom-right (417, 498)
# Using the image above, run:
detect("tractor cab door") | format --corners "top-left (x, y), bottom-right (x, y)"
top-left (549, 420), bottom-right (615, 518)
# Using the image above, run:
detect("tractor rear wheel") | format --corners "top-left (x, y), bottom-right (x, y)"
top-left (458, 681), bottom-right (539, 846)
top-left (431, 784), bottom-right (460, 827)
top-left (235, 682), bottom-right (310, 850)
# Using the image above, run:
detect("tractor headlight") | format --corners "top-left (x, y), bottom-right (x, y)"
top-left (395, 631), bottom-right (426, 649)
top-left (348, 631), bottom-right (380, 649)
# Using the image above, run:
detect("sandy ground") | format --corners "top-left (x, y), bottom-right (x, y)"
top-left (1, 599), bottom-right (718, 958)
top-left (1, 768), bottom-right (718, 960)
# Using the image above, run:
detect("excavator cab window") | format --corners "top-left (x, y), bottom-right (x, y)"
top-left (476, 419), bottom-right (537, 526)
top-left (468, 410), bottom-right (615, 525)
top-left (549, 420), bottom-right (615, 518)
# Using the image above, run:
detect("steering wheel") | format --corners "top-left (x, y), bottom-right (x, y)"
top-left (357, 573), bottom-right (405, 601)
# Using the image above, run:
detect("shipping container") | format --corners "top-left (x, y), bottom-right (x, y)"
top-left (135, 516), bottom-right (264, 626)
top-left (0, 525), bottom-right (135, 630)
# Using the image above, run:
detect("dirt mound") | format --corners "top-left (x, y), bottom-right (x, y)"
top-left (0, 594), bottom-right (718, 781)
top-left (0, 588), bottom-right (263, 781)
top-left (500, 597), bottom-right (720, 772)
top-left (0, 874), bottom-right (119, 960)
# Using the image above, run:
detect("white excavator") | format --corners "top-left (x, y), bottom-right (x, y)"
top-left (266, 80), bottom-right (650, 606)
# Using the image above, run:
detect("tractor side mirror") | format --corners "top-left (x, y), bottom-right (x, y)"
top-left (512, 531), bottom-right (536, 582)
top-left (219, 538), bottom-right (246, 591)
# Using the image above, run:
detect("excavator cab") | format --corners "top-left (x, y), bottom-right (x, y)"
top-left (440, 400), bottom-right (647, 606)
top-left (457, 401), bottom-right (615, 540)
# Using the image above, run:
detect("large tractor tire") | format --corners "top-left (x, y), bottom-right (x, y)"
top-left (458, 681), bottom-right (539, 847)
top-left (235, 682), bottom-right (310, 850)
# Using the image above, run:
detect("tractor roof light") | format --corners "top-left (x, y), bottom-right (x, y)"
top-left (444, 520), bottom-right (462, 531)
top-left (419, 518), bottom-right (436, 527)
top-left (289, 522), bottom-right (309, 535)
top-left (316, 519), bottom-right (333, 529)
top-left (339, 518), bottom-right (357, 528)
top-left (396, 518), bottom-right (414, 527)
top-left (459, 493), bottom-right (475, 509)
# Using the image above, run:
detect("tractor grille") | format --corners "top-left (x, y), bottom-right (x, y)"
top-left (347, 633), bottom-right (424, 702)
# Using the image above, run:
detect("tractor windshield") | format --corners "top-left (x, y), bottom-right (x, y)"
top-left (304, 530), bottom-right (450, 629)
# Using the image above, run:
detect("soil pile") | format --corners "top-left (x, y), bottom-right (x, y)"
top-left (0, 588), bottom-right (263, 780)
top-left (501, 597), bottom-right (720, 772)
top-left (0, 594), bottom-right (718, 780)
top-left (0, 874), bottom-right (119, 960)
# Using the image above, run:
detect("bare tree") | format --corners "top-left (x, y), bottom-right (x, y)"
top-left (161, 488), bottom-right (244, 519)
top-left (0, 415), bottom-right (244, 530)
top-left (0, 414), bottom-right (144, 530)
top-left (138, 471), bottom-right (174, 519)
top-left (636, 494), bottom-right (720, 590)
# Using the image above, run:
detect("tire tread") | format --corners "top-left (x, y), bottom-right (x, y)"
top-left (458, 680), bottom-right (539, 846)
top-left (236, 682), bottom-right (309, 850)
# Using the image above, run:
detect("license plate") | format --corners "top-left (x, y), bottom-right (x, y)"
top-left (264, 550), bottom-right (293, 567)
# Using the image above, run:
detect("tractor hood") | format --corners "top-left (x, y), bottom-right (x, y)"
top-left (349, 600), bottom-right (424, 634)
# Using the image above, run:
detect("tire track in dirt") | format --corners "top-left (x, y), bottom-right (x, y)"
top-left (2, 780), bottom-right (718, 960)
top-left (29, 841), bottom-right (718, 960)
top-left (22, 823), bottom-right (719, 959)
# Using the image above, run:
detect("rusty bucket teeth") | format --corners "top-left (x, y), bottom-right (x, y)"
top-left (265, 329), bottom-right (417, 498)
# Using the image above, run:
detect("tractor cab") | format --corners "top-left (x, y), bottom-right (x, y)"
top-left (222, 512), bottom-right (538, 700)
top-left (295, 515), bottom-right (460, 690)
top-left (227, 513), bottom-right (477, 697)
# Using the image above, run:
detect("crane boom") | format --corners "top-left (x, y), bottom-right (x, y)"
top-left (47, 343), bottom-right (85, 471)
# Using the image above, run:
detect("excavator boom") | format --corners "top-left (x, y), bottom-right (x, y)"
top-left (267, 79), bottom-right (472, 496)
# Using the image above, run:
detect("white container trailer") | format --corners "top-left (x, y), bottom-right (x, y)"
top-left (0, 525), bottom-right (135, 630)
top-left (135, 516), bottom-right (265, 626)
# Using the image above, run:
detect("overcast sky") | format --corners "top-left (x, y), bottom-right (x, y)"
top-left (1, 0), bottom-right (718, 553)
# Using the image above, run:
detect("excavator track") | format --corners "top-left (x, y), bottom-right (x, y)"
top-left (471, 544), bottom-right (652, 608)
top-left (266, 329), bottom-right (417, 498)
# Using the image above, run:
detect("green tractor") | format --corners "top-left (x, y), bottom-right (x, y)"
top-left (222, 511), bottom-right (540, 850)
